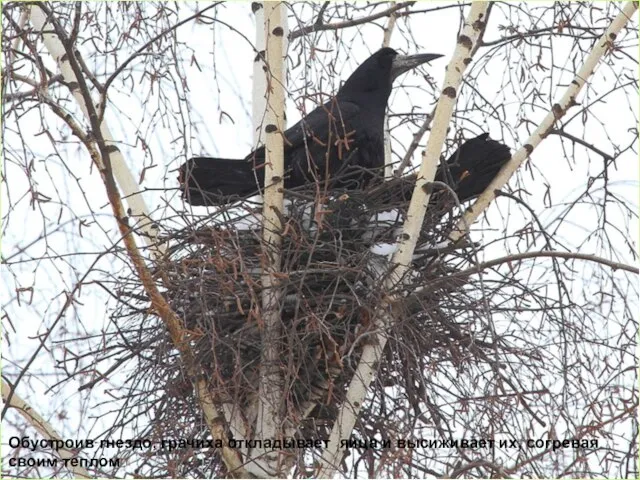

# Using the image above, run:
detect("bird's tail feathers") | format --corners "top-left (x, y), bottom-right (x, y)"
top-left (179, 157), bottom-right (262, 206)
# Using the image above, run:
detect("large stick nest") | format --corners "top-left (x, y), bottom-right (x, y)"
top-left (98, 177), bottom-right (512, 476)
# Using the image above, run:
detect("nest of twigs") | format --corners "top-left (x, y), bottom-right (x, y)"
top-left (101, 177), bottom-right (502, 475)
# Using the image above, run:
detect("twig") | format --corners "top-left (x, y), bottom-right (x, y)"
top-left (102, 3), bottom-right (221, 93)
top-left (3, 74), bottom-right (63, 102)
top-left (2, 380), bottom-right (92, 478)
top-left (396, 3), bottom-right (471, 16)
top-left (481, 25), bottom-right (604, 47)
top-left (29, 5), bottom-right (163, 255)
top-left (394, 110), bottom-right (434, 176)
top-left (550, 128), bottom-right (614, 160)
top-left (289, 2), bottom-right (415, 40)
top-left (460, 250), bottom-right (639, 276)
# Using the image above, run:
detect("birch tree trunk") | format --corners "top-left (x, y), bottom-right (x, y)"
top-left (250, 2), bottom-right (288, 477)
top-left (317, 3), bottom-right (490, 477)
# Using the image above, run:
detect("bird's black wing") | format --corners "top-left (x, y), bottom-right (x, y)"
top-left (283, 99), bottom-right (362, 151)
top-left (179, 100), bottom-right (362, 206)
top-left (247, 99), bottom-right (363, 184)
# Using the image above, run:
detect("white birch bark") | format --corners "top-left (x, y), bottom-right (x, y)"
top-left (2, 380), bottom-right (91, 479)
top-left (27, 5), bottom-right (249, 475)
top-left (317, 4), bottom-right (490, 477)
top-left (382, 9), bottom-right (398, 180)
top-left (249, 2), bottom-right (288, 477)
top-left (253, 2), bottom-right (267, 146)
top-left (29, 6), bottom-right (163, 255)
top-left (448, 1), bottom-right (638, 243)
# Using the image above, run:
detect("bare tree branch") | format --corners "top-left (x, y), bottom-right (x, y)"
top-left (289, 2), bottom-right (415, 40)
top-left (29, 5), bottom-right (164, 255)
top-left (102, 3), bottom-right (222, 94)
top-left (463, 250), bottom-right (639, 276)
top-left (550, 128), bottom-right (614, 160)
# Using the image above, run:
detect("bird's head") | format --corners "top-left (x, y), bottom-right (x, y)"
top-left (338, 47), bottom-right (443, 103)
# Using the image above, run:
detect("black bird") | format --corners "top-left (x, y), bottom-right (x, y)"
top-left (179, 47), bottom-right (443, 206)
top-left (434, 132), bottom-right (510, 202)
top-left (330, 133), bottom-right (511, 239)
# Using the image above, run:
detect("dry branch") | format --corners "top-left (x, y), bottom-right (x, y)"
top-left (317, 3), bottom-right (490, 477)
top-left (289, 2), bottom-right (414, 40)
top-left (463, 250), bottom-right (639, 276)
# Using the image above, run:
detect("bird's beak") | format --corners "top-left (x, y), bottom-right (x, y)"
top-left (391, 53), bottom-right (443, 82)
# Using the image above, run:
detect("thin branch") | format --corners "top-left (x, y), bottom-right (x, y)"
top-left (396, 3), bottom-right (471, 16)
top-left (102, 3), bottom-right (221, 93)
top-left (315, 2), bottom-right (330, 26)
top-left (29, 5), bottom-right (163, 254)
top-left (550, 128), bottom-right (614, 160)
top-left (3, 74), bottom-right (63, 102)
top-left (481, 24), bottom-right (604, 47)
top-left (1, 212), bottom-right (113, 418)
top-left (462, 250), bottom-right (639, 276)
top-left (289, 2), bottom-right (415, 40)
top-left (394, 111), bottom-right (434, 176)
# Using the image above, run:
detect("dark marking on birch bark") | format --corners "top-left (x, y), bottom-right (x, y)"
top-left (458, 35), bottom-right (473, 49)
top-left (552, 103), bottom-right (563, 119)
top-left (443, 87), bottom-right (456, 98)
top-left (473, 20), bottom-right (486, 31)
